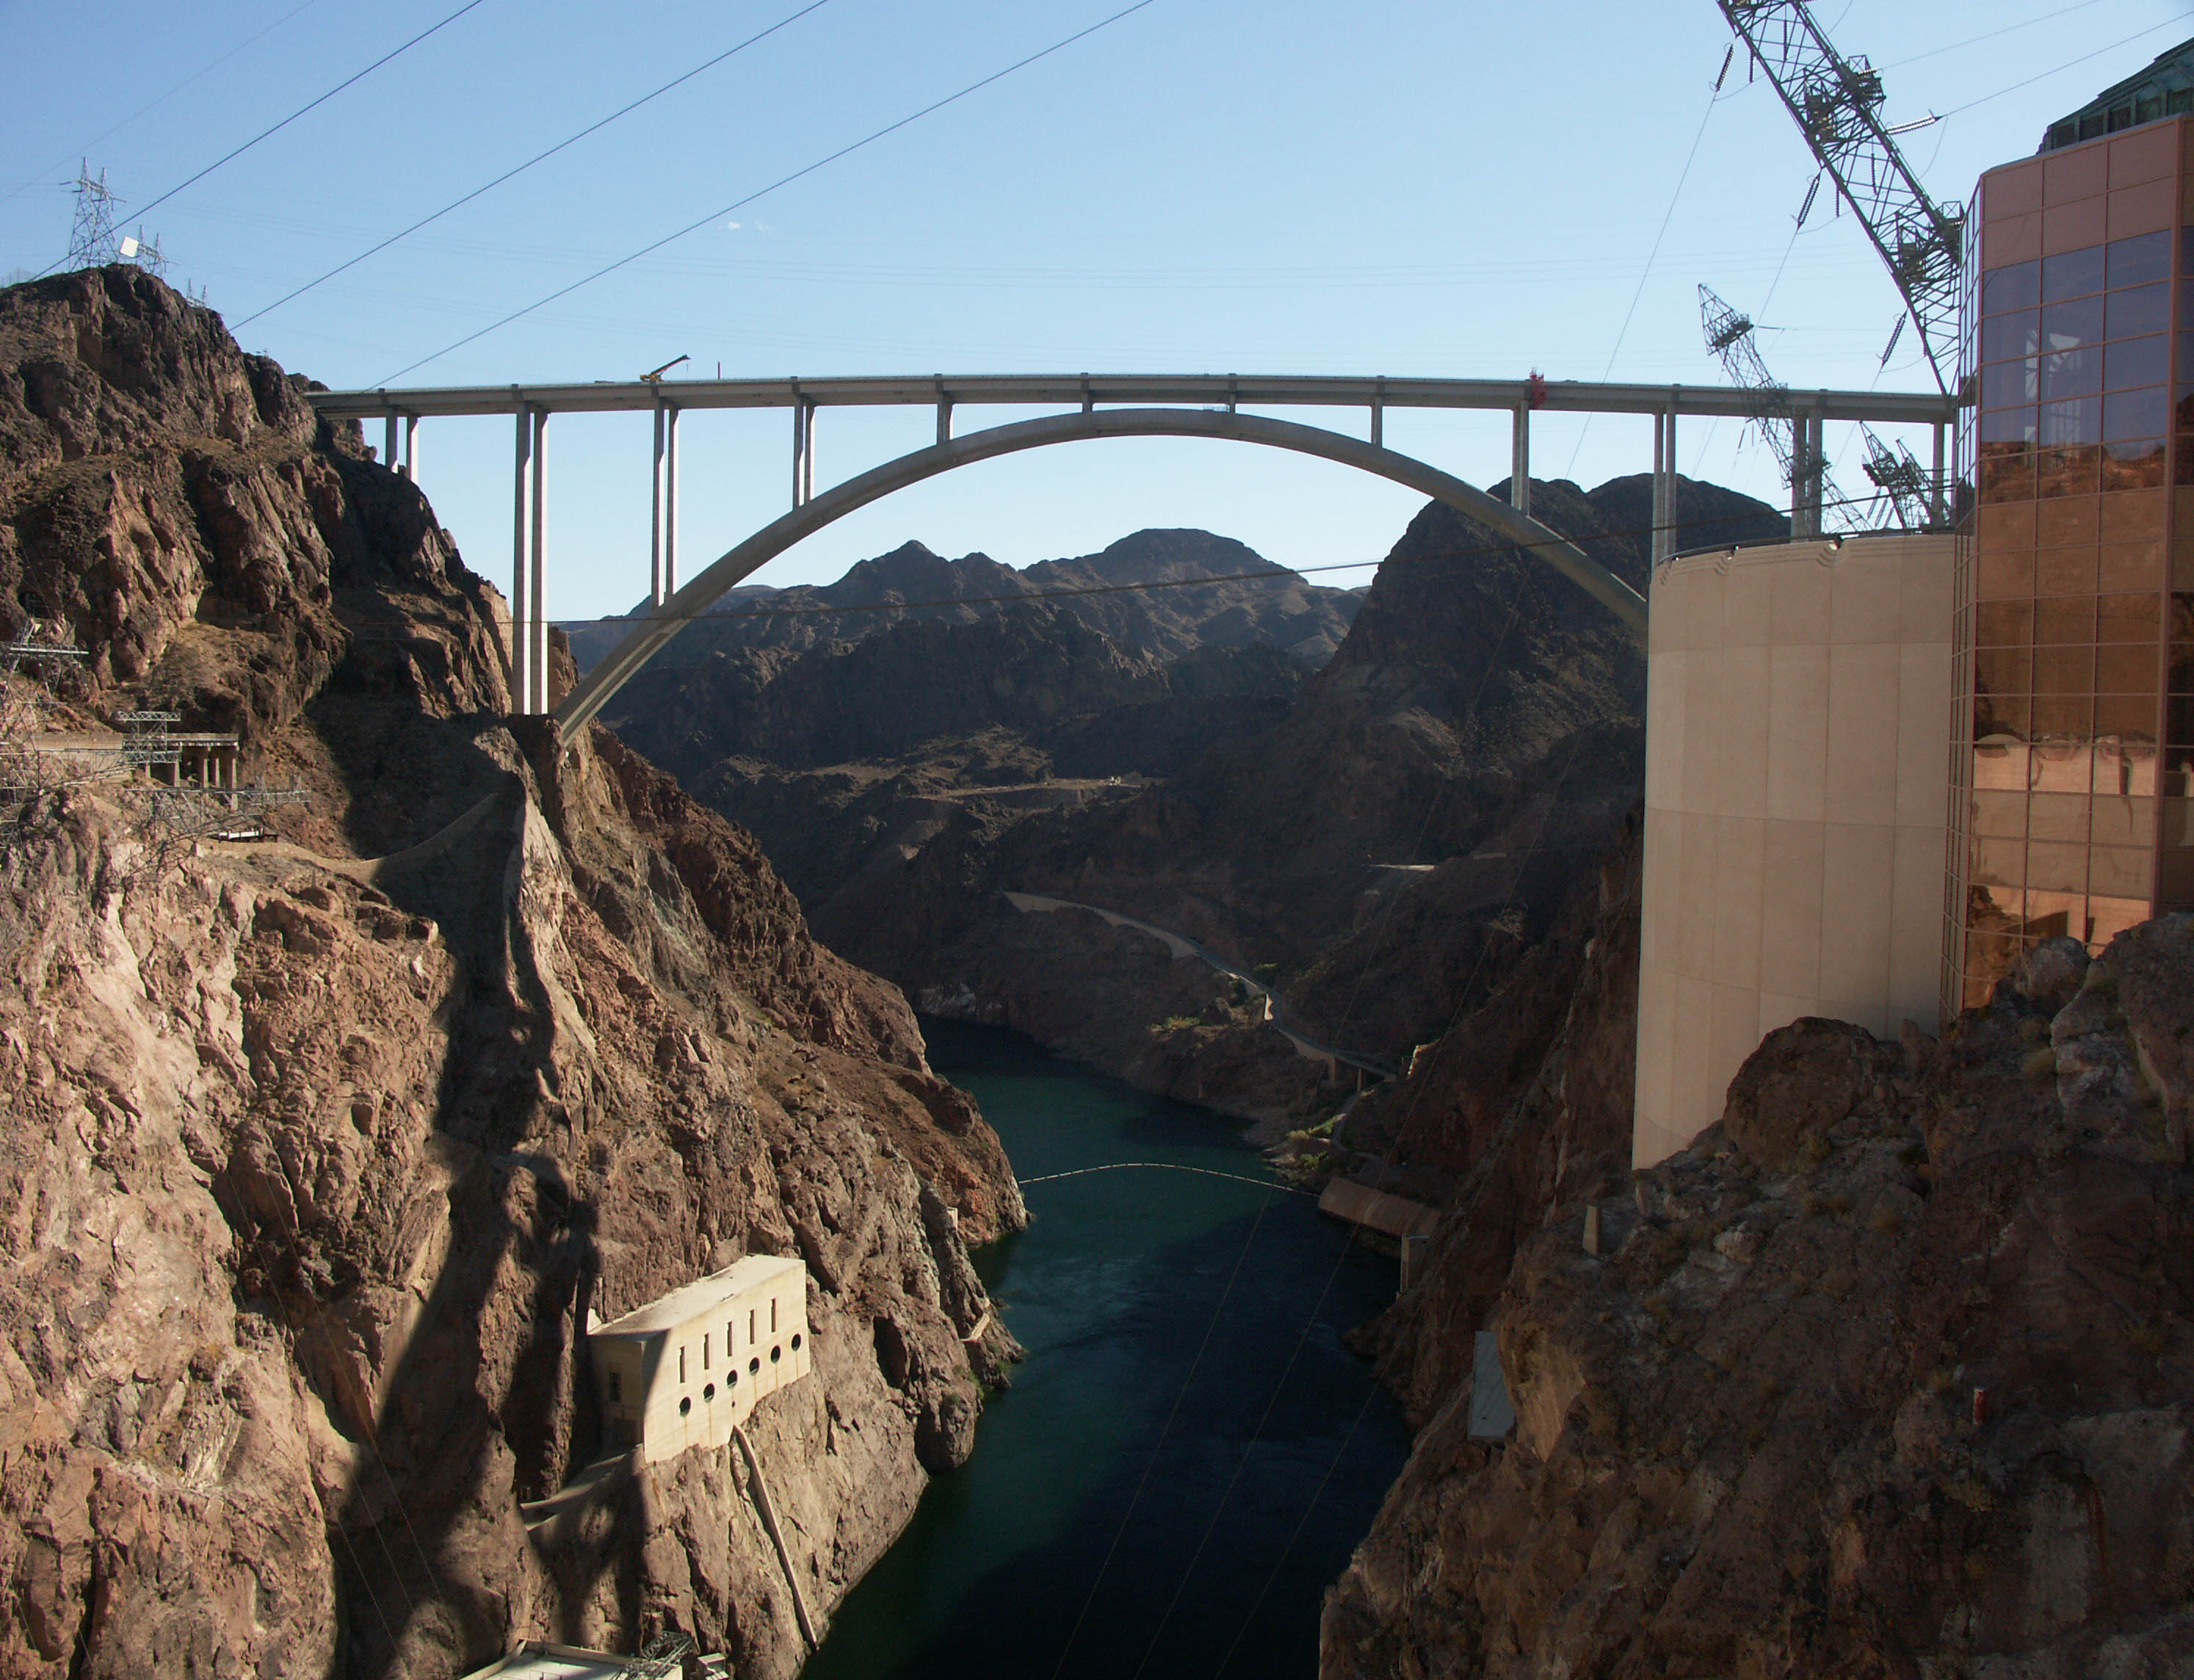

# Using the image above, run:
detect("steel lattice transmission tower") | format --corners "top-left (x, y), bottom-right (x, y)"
top-left (1698, 283), bottom-right (1861, 529)
top-left (1717, 0), bottom-right (1966, 395)
top-left (67, 163), bottom-right (122, 268)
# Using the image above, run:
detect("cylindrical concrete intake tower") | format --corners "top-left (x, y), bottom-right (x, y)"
top-left (1634, 534), bottom-right (1957, 1168)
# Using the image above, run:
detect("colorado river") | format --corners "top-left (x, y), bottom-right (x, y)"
top-left (803, 1021), bottom-right (1411, 1680)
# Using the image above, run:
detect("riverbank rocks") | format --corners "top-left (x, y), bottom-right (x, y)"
top-left (0, 267), bottom-right (1024, 1680)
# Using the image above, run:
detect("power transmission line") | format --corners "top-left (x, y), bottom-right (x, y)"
top-left (35, 0), bottom-right (492, 282)
top-left (375, 0), bottom-right (1167, 382)
top-left (0, 0), bottom-right (327, 209)
top-left (1939, 14), bottom-right (2194, 119)
top-left (232, 0), bottom-right (837, 330)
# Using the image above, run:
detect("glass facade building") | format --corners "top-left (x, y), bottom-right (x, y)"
top-left (1952, 119), bottom-right (2194, 1009)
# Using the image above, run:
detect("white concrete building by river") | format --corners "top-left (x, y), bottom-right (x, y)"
top-left (588, 1256), bottom-right (811, 1463)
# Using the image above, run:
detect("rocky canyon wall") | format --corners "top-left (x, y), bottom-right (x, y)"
top-left (0, 267), bottom-right (1024, 1680)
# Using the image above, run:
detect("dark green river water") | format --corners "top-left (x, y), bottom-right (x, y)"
top-left (803, 1021), bottom-right (1411, 1680)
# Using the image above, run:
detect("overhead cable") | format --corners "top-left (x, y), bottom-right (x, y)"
top-left (374, 0), bottom-right (1167, 383)
top-left (0, 0), bottom-right (326, 209)
top-left (1941, 15), bottom-right (2194, 119)
top-left (233, 0), bottom-right (836, 329)
top-left (35, 0), bottom-right (492, 280)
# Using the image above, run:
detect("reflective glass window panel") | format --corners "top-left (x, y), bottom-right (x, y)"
top-left (2043, 246), bottom-right (2106, 303)
top-left (1981, 407), bottom-right (2038, 444)
top-left (2090, 844), bottom-right (2153, 899)
top-left (1980, 449), bottom-right (2036, 502)
top-left (2176, 437), bottom-right (2194, 485)
top-left (2108, 283), bottom-right (2170, 340)
top-left (2108, 230), bottom-right (2171, 288)
top-left (2037, 543), bottom-right (2099, 593)
top-left (1983, 359), bottom-right (2038, 409)
top-left (1976, 601), bottom-right (2033, 645)
top-left (1977, 548), bottom-right (2037, 598)
top-left (2104, 386), bottom-right (2169, 440)
top-left (2029, 792), bottom-right (2090, 843)
top-left (2042, 344), bottom-right (2101, 400)
top-left (2037, 443), bottom-right (2101, 498)
top-left (2098, 591), bottom-right (2164, 642)
top-left (1978, 691), bottom-right (2032, 737)
top-left (1972, 789), bottom-right (2027, 838)
top-left (2097, 694), bottom-right (2159, 741)
top-left (2098, 644), bottom-right (2161, 694)
top-left (2041, 398), bottom-right (2101, 445)
top-left (2034, 596), bottom-right (2095, 645)
top-left (2102, 438), bottom-right (2168, 491)
top-left (1983, 259), bottom-right (2041, 313)
top-left (2105, 336), bottom-right (2168, 389)
top-left (2163, 801), bottom-right (2194, 847)
top-left (2042, 294), bottom-right (2105, 350)
top-left (2032, 644), bottom-right (2096, 692)
top-left (1982, 308), bottom-right (2039, 363)
top-left (2027, 839), bottom-right (2090, 893)
top-left (1975, 646), bottom-right (2033, 695)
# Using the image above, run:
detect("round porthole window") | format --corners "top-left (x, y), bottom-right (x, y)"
top-left (728, 1369), bottom-right (738, 1387)
top-left (703, 1383), bottom-right (715, 1402)
top-left (678, 1397), bottom-right (692, 1416)
top-left (770, 1345), bottom-right (781, 1364)
top-left (748, 1357), bottom-right (760, 1375)
top-left (790, 1333), bottom-right (803, 1352)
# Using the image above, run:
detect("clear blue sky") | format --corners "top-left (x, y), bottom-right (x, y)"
top-left (3, 0), bottom-right (2187, 618)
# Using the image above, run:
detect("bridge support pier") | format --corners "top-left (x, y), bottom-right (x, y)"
top-left (512, 407), bottom-right (548, 714)
top-left (1930, 420), bottom-right (1947, 528)
top-left (1791, 399), bottom-right (1826, 539)
top-left (651, 399), bottom-right (681, 607)
top-left (792, 400), bottom-right (815, 507)
top-left (1651, 405), bottom-right (1680, 565)
top-left (1510, 405), bottom-right (1531, 518)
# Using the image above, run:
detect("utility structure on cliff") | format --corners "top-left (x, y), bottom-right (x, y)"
top-left (587, 1256), bottom-right (811, 1463)
top-left (1715, 0), bottom-right (1966, 397)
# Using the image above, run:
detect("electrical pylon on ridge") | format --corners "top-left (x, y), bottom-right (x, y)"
top-left (67, 163), bottom-right (121, 268)
top-left (1715, 0), bottom-right (1966, 397)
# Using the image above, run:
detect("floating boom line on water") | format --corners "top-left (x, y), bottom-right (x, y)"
top-left (1016, 1161), bottom-right (1310, 1194)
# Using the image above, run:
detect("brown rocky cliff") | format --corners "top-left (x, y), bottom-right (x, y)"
top-left (1323, 926), bottom-right (2194, 1679)
top-left (0, 267), bottom-right (1024, 1680)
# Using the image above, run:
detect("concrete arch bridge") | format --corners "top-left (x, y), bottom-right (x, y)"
top-left (304, 372), bottom-right (1959, 747)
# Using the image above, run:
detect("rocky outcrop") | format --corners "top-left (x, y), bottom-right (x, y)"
top-left (0, 267), bottom-right (1024, 1680)
top-left (1322, 914), bottom-right (2194, 1679)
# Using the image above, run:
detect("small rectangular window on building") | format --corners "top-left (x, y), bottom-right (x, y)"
top-left (770, 1297), bottom-right (778, 1333)
top-left (703, 1333), bottom-right (710, 1369)
top-left (678, 1346), bottom-right (686, 1383)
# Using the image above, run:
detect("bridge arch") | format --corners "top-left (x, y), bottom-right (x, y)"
top-left (554, 406), bottom-right (1648, 746)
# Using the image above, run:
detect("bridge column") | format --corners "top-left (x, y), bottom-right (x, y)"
top-left (529, 409), bottom-right (548, 713)
top-left (403, 413), bottom-right (419, 482)
top-left (1651, 399), bottom-right (1679, 564)
top-left (1510, 405), bottom-right (1530, 517)
top-left (512, 406), bottom-right (535, 714)
top-left (1792, 399), bottom-right (1827, 539)
top-left (792, 399), bottom-right (815, 507)
top-left (1930, 420), bottom-right (1946, 528)
top-left (935, 391), bottom-right (952, 445)
top-left (651, 397), bottom-right (681, 607)
top-left (384, 414), bottom-right (399, 474)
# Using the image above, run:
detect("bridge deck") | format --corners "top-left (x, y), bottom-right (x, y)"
top-left (307, 371), bottom-right (1959, 426)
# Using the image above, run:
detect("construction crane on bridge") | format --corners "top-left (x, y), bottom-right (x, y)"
top-left (1701, 0), bottom-right (1966, 530)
